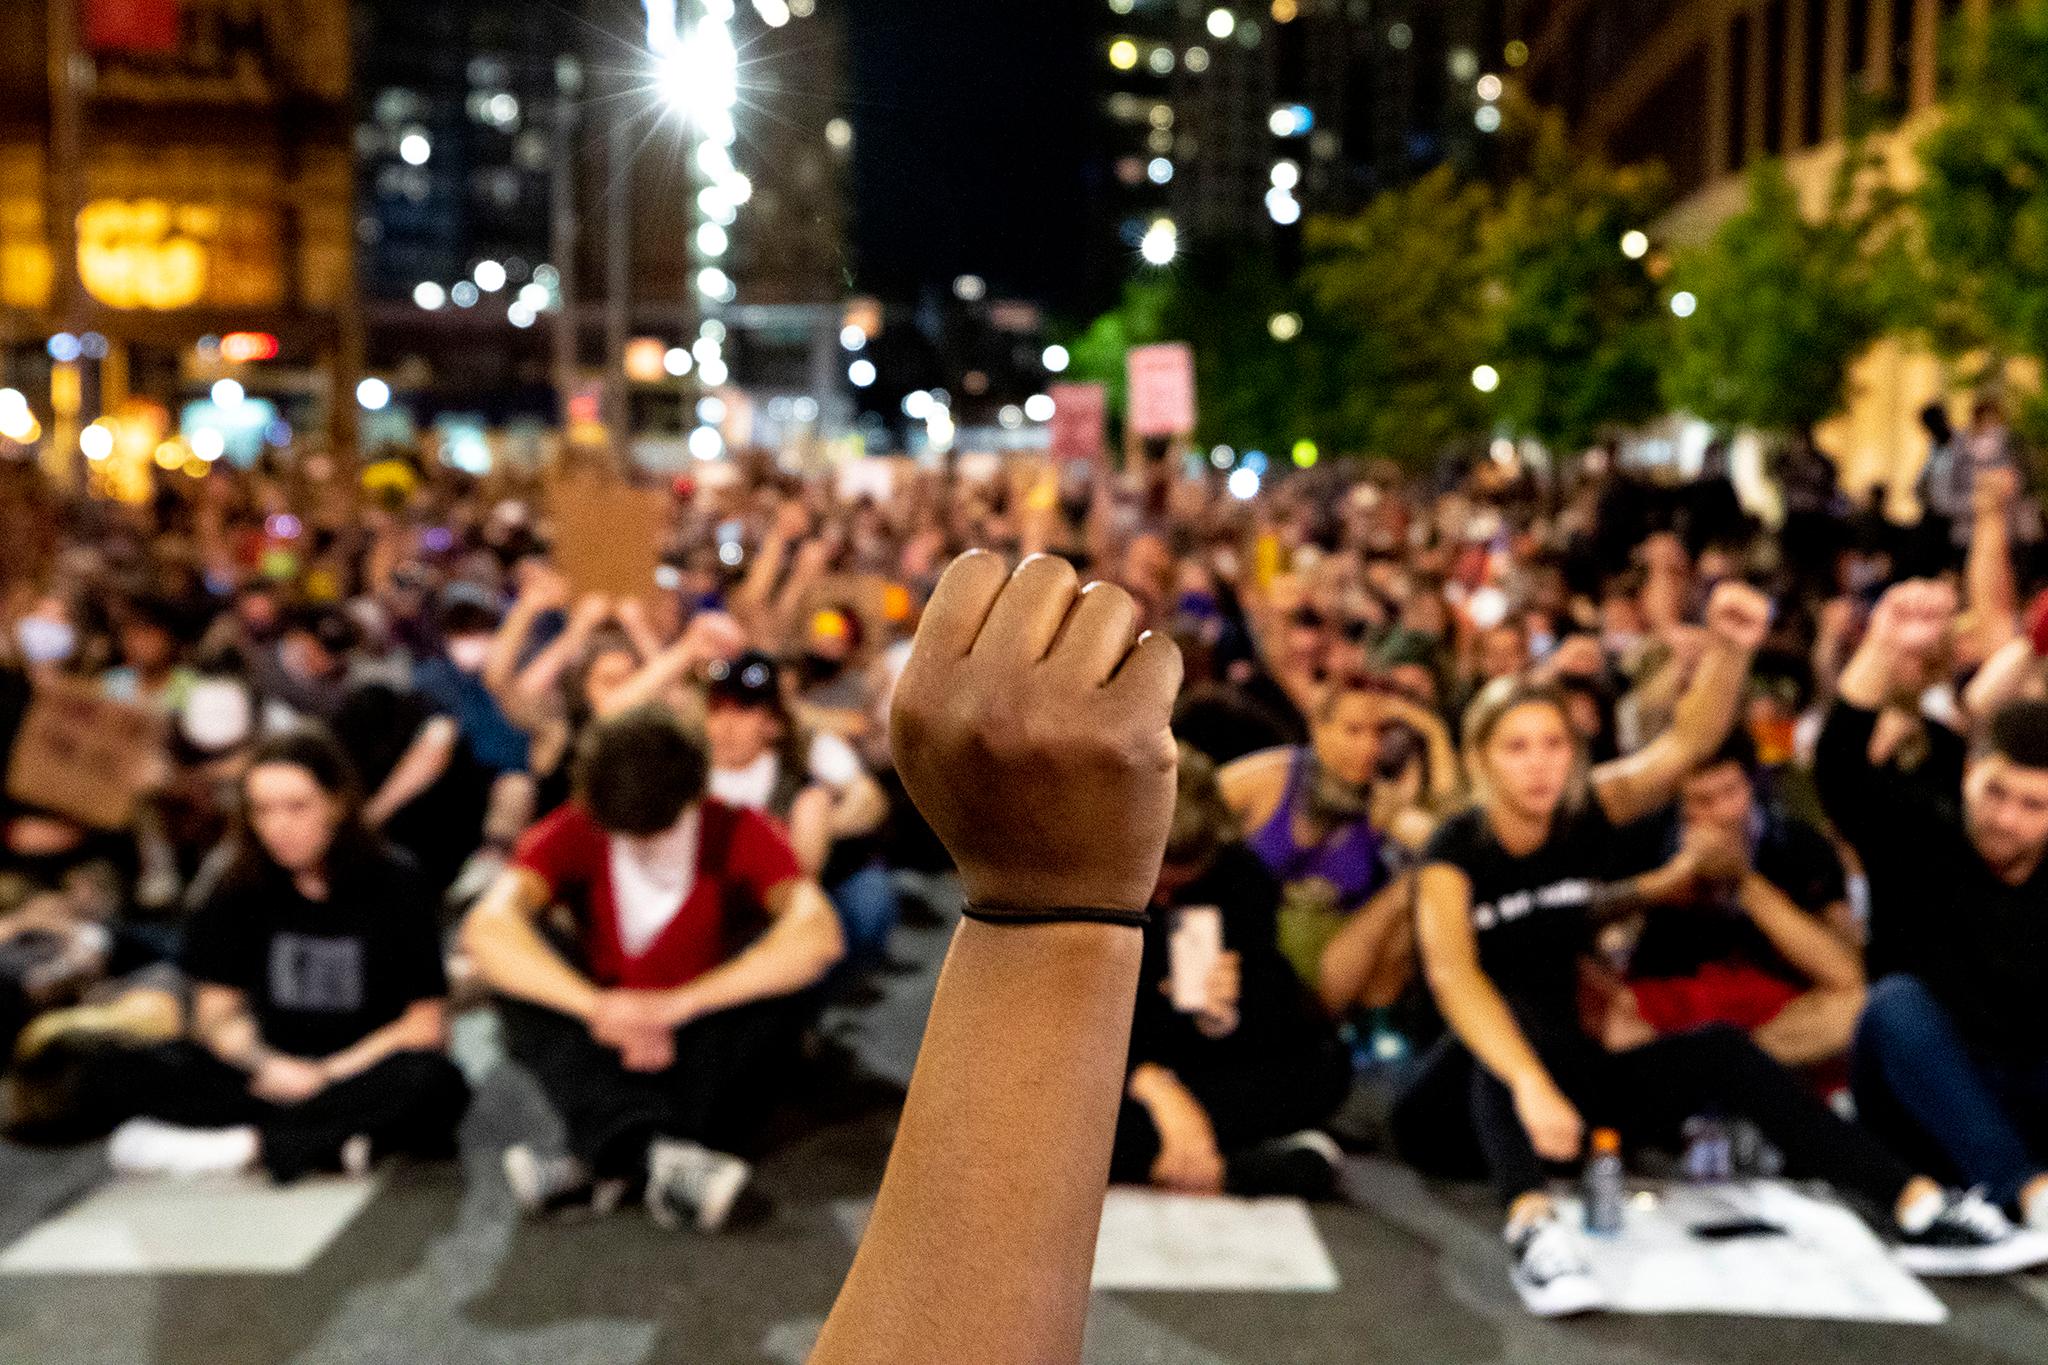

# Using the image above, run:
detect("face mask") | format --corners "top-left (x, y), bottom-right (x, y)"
top-left (446, 636), bottom-right (492, 673)
top-left (15, 617), bottom-right (76, 665)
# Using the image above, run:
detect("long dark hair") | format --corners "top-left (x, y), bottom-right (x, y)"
top-left (219, 727), bottom-right (384, 896)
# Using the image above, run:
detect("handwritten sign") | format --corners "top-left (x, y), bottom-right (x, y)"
top-left (1047, 383), bottom-right (1107, 464)
top-left (547, 478), bottom-right (669, 601)
top-left (1126, 343), bottom-right (1196, 438)
top-left (5, 677), bottom-right (161, 829)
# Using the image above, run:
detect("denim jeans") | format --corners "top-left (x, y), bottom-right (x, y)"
top-left (1852, 973), bottom-right (2048, 1208)
top-left (829, 863), bottom-right (900, 964)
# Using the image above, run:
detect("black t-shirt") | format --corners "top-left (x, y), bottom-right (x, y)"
top-left (1424, 800), bottom-right (1651, 1026)
top-left (181, 847), bottom-right (448, 1059)
top-left (1816, 701), bottom-right (2048, 1058)
top-left (1627, 809), bottom-right (1847, 983)
top-left (330, 681), bottom-right (489, 894)
top-left (1128, 842), bottom-right (1336, 1075)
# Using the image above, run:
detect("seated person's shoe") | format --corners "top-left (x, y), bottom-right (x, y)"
top-left (645, 1136), bottom-right (751, 1233)
top-left (1896, 1187), bottom-right (2048, 1277)
top-left (502, 1144), bottom-right (624, 1218)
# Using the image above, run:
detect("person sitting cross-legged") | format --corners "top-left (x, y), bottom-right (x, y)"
top-left (1114, 745), bottom-right (1352, 1201)
top-left (97, 729), bottom-right (470, 1183)
top-left (462, 703), bottom-right (844, 1232)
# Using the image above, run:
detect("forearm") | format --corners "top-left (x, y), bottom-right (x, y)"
top-left (1665, 637), bottom-right (1749, 766)
top-left (484, 601), bottom-right (542, 697)
top-left (364, 721), bottom-right (456, 826)
top-left (1316, 876), bottom-right (1415, 1014)
top-left (810, 921), bottom-right (1142, 1365)
top-left (321, 1003), bottom-right (448, 1081)
top-left (1736, 875), bottom-right (1863, 991)
top-left (672, 884), bottom-right (843, 1019)
top-left (1968, 500), bottom-right (2016, 632)
top-left (1428, 961), bottom-right (1551, 1092)
top-left (461, 882), bottom-right (602, 1021)
top-left (1964, 637), bottom-right (2038, 725)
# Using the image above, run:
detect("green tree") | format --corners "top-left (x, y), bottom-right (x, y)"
top-left (1915, 0), bottom-right (2048, 425)
top-left (1303, 166), bottom-right (1495, 467)
top-left (1478, 123), bottom-right (1672, 453)
top-left (1661, 153), bottom-right (1910, 438)
top-left (1062, 244), bottom-right (1322, 456)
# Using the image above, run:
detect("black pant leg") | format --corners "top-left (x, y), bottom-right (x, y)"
top-left (260, 1051), bottom-right (471, 1181)
top-left (90, 1041), bottom-right (274, 1130)
top-left (1388, 1039), bottom-right (1486, 1179)
top-left (1109, 1098), bottom-right (1163, 1185)
top-left (1175, 1029), bottom-right (1352, 1154)
top-left (654, 996), bottom-right (812, 1156)
top-left (1466, 1001), bottom-right (1618, 1208)
top-left (1611, 1023), bottom-right (1914, 1209)
top-left (498, 999), bottom-right (674, 1177)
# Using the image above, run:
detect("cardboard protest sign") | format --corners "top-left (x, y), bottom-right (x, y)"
top-left (1126, 343), bottom-right (1196, 438)
top-left (1047, 383), bottom-right (1107, 464)
top-left (547, 478), bottom-right (669, 601)
top-left (5, 676), bottom-right (161, 829)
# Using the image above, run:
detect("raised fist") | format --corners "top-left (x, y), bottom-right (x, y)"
top-left (890, 552), bottom-right (1182, 914)
top-left (1704, 581), bottom-right (1772, 654)
top-left (1975, 465), bottom-right (2022, 519)
top-left (1867, 579), bottom-right (1956, 658)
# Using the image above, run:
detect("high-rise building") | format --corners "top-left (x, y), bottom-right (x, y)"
top-left (352, 0), bottom-right (851, 452)
top-left (1089, 0), bottom-right (1503, 275)
top-left (0, 0), bottom-right (358, 477)
top-left (1508, 0), bottom-right (1986, 200)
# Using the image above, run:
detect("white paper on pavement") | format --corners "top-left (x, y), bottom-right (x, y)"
top-left (1553, 1180), bottom-right (1947, 1324)
top-left (0, 1172), bottom-right (380, 1275)
top-left (1091, 1189), bottom-right (1340, 1293)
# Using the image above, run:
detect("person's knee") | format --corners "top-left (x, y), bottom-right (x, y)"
top-left (379, 1050), bottom-right (471, 1109)
top-left (1856, 974), bottom-right (1944, 1051)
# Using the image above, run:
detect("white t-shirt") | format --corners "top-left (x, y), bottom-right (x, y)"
top-left (709, 733), bottom-right (862, 812)
top-left (607, 808), bottom-right (700, 956)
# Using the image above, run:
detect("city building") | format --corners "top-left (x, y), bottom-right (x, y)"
top-left (1090, 0), bottom-right (1504, 275)
top-left (1510, 0), bottom-right (1990, 198)
top-left (353, 0), bottom-right (853, 464)
top-left (0, 0), bottom-right (359, 483)
top-left (1505, 0), bottom-right (1995, 494)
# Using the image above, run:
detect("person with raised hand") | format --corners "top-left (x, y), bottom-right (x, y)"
top-left (1823, 579), bottom-right (2048, 1241)
top-left (810, 551), bottom-right (1180, 1365)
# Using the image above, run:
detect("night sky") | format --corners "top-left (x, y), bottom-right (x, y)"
top-left (843, 0), bottom-right (1104, 317)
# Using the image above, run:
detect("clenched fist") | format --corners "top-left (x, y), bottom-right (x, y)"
top-left (1703, 581), bottom-right (1772, 654)
top-left (1867, 579), bottom-right (1957, 658)
top-left (890, 552), bottom-right (1182, 916)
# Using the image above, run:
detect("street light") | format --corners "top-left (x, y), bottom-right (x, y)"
top-left (1140, 218), bottom-right (1178, 266)
top-left (1471, 364), bottom-right (1500, 393)
top-left (1670, 290), bottom-right (1698, 318)
top-left (1042, 344), bottom-right (1070, 372)
top-left (1621, 230), bottom-right (1649, 260)
top-left (356, 377), bottom-right (391, 411)
top-left (848, 358), bottom-right (877, 388)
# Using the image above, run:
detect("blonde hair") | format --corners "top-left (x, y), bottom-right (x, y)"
top-left (1459, 675), bottom-right (1591, 811)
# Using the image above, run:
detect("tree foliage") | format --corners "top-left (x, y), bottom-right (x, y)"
top-left (1660, 153), bottom-right (1911, 436)
top-left (1477, 122), bottom-right (1672, 453)
top-left (1301, 166), bottom-right (1494, 467)
top-left (1915, 1), bottom-right (2048, 383)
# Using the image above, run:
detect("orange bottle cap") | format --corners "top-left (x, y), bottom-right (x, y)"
top-left (1592, 1128), bottom-right (1622, 1154)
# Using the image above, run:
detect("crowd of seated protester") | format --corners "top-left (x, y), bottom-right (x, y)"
top-left (4, 414), bottom-right (2048, 1317)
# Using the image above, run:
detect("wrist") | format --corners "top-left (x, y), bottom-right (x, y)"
top-left (660, 987), bottom-right (700, 1030)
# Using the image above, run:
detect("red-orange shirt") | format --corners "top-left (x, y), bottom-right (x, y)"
top-left (513, 800), bottom-right (800, 990)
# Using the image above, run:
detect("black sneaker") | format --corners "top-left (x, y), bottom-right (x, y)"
top-left (1227, 1130), bottom-right (1343, 1200)
top-left (1896, 1188), bottom-right (2048, 1277)
top-left (502, 1145), bottom-right (625, 1219)
top-left (1506, 1209), bottom-right (1606, 1318)
top-left (645, 1137), bottom-right (752, 1233)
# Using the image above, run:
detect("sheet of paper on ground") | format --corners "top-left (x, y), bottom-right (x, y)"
top-left (1091, 1189), bottom-right (1340, 1293)
top-left (0, 1173), bottom-right (380, 1275)
top-left (1553, 1180), bottom-right (1947, 1324)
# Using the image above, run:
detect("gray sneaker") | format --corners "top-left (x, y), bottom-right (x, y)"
top-left (645, 1137), bottom-right (751, 1233)
top-left (502, 1145), bottom-right (625, 1218)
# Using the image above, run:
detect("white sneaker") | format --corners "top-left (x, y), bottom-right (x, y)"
top-left (645, 1137), bottom-right (751, 1233)
top-left (340, 1135), bottom-right (374, 1179)
top-left (107, 1119), bottom-right (260, 1177)
top-left (1506, 1209), bottom-right (1606, 1318)
top-left (502, 1145), bottom-right (624, 1218)
top-left (1896, 1187), bottom-right (2048, 1277)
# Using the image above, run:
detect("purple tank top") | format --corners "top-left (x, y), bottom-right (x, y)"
top-left (1247, 748), bottom-right (1385, 908)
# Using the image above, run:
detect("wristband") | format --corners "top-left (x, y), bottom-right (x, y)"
top-left (961, 902), bottom-right (1151, 928)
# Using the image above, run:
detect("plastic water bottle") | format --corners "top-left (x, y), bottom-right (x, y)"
top-left (1682, 1115), bottom-right (1733, 1183)
top-left (1583, 1128), bottom-right (1626, 1236)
